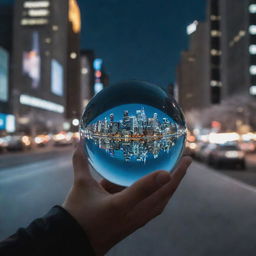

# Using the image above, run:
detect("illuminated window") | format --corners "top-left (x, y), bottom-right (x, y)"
top-left (186, 21), bottom-right (198, 35)
top-left (250, 86), bottom-right (256, 95)
top-left (249, 45), bottom-right (256, 54)
top-left (28, 9), bottom-right (49, 17)
top-left (249, 25), bottom-right (256, 35)
top-left (249, 65), bottom-right (256, 75)
top-left (239, 30), bottom-right (246, 37)
top-left (21, 18), bottom-right (48, 26)
top-left (52, 25), bottom-right (59, 31)
top-left (210, 80), bottom-right (222, 87)
top-left (211, 30), bottom-right (221, 37)
top-left (70, 52), bottom-right (77, 59)
top-left (249, 4), bottom-right (256, 14)
top-left (211, 49), bottom-right (222, 56)
top-left (210, 15), bottom-right (221, 21)
top-left (81, 67), bottom-right (88, 74)
top-left (23, 1), bottom-right (50, 8)
top-left (234, 35), bottom-right (240, 42)
top-left (45, 38), bottom-right (51, 43)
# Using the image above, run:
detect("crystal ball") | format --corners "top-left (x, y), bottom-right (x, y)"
top-left (80, 81), bottom-right (186, 187)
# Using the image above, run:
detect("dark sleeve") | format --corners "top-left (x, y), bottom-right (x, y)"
top-left (0, 206), bottom-right (95, 256)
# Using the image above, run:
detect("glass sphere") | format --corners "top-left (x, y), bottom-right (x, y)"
top-left (80, 81), bottom-right (186, 187)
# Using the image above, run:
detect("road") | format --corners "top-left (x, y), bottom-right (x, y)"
top-left (0, 147), bottom-right (256, 256)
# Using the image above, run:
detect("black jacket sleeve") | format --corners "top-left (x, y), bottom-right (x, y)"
top-left (0, 206), bottom-right (95, 256)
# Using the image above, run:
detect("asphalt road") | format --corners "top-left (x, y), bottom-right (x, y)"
top-left (0, 147), bottom-right (256, 256)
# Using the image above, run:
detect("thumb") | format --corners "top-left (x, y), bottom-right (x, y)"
top-left (72, 143), bottom-right (96, 186)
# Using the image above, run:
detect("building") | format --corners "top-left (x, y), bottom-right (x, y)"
top-left (0, 3), bottom-right (14, 133)
top-left (220, 0), bottom-right (254, 97)
top-left (93, 58), bottom-right (109, 96)
top-left (80, 50), bottom-right (95, 113)
top-left (208, 0), bottom-right (222, 103)
top-left (11, 0), bottom-right (81, 134)
top-left (176, 21), bottom-right (210, 112)
top-left (66, 0), bottom-right (82, 121)
top-left (177, 0), bottom-right (256, 114)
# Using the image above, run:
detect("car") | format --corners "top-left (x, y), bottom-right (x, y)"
top-left (53, 132), bottom-right (73, 146)
top-left (208, 143), bottom-right (246, 169)
top-left (34, 134), bottom-right (51, 147)
top-left (239, 141), bottom-right (256, 153)
top-left (6, 134), bottom-right (32, 151)
top-left (0, 136), bottom-right (8, 152)
top-left (194, 143), bottom-right (213, 162)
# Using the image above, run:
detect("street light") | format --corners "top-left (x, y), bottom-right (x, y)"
top-left (72, 118), bottom-right (79, 126)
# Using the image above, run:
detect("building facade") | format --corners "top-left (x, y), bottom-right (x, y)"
top-left (80, 50), bottom-right (95, 113)
top-left (177, 0), bottom-right (256, 113)
top-left (0, 4), bottom-right (14, 133)
top-left (176, 21), bottom-right (210, 112)
top-left (11, 0), bottom-right (81, 134)
top-left (220, 0), bottom-right (251, 97)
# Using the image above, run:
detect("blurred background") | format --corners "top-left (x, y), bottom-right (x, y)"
top-left (0, 0), bottom-right (256, 255)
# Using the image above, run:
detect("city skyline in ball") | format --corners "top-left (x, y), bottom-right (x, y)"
top-left (88, 104), bottom-right (175, 126)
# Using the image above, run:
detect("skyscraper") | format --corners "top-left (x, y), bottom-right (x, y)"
top-left (176, 21), bottom-right (210, 112)
top-left (208, 0), bottom-right (222, 103)
top-left (0, 3), bottom-right (13, 122)
top-left (80, 50), bottom-right (95, 112)
top-left (11, 0), bottom-right (81, 133)
top-left (220, 0), bottom-right (255, 97)
top-left (177, 0), bottom-right (255, 114)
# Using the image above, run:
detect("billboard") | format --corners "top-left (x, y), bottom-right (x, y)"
top-left (51, 59), bottom-right (64, 96)
top-left (0, 47), bottom-right (9, 102)
top-left (22, 31), bottom-right (41, 89)
top-left (0, 113), bottom-right (15, 132)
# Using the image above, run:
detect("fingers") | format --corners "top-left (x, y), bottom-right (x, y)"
top-left (129, 156), bottom-right (192, 226)
top-left (115, 170), bottom-right (171, 209)
top-left (100, 179), bottom-right (126, 194)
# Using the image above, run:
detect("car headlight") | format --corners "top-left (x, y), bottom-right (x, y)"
top-left (225, 151), bottom-right (244, 158)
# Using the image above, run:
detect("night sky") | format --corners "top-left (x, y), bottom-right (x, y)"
top-left (3, 0), bottom-right (206, 88)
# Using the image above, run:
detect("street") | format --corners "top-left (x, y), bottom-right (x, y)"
top-left (0, 148), bottom-right (256, 256)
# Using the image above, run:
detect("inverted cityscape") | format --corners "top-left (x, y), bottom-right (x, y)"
top-left (83, 108), bottom-right (186, 163)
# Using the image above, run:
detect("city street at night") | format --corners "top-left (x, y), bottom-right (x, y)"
top-left (0, 148), bottom-right (256, 256)
top-left (1, 0), bottom-right (256, 254)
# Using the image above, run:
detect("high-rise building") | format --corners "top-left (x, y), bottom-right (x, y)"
top-left (176, 21), bottom-right (210, 112)
top-left (0, 3), bottom-right (14, 133)
top-left (219, 0), bottom-right (256, 98)
top-left (80, 50), bottom-right (95, 112)
top-left (177, 0), bottom-right (256, 114)
top-left (208, 0), bottom-right (222, 103)
top-left (93, 58), bottom-right (109, 96)
top-left (11, 0), bottom-right (81, 134)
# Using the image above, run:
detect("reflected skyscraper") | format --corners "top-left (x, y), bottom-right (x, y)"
top-left (83, 107), bottom-right (185, 163)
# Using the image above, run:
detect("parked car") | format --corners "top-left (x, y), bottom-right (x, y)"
top-left (239, 141), bottom-right (256, 153)
top-left (6, 134), bottom-right (32, 151)
top-left (208, 143), bottom-right (246, 169)
top-left (0, 136), bottom-right (8, 152)
top-left (34, 134), bottom-right (51, 147)
top-left (195, 143), bottom-right (214, 162)
top-left (53, 132), bottom-right (73, 146)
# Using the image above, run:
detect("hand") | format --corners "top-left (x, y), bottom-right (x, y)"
top-left (63, 144), bottom-right (192, 256)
